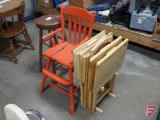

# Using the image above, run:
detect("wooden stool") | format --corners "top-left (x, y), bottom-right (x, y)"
top-left (35, 14), bottom-right (61, 72)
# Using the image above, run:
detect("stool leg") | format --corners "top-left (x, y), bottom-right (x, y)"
top-left (39, 29), bottom-right (43, 72)
top-left (48, 30), bottom-right (57, 72)
top-left (48, 30), bottom-right (52, 47)
top-left (64, 31), bottom-right (67, 41)
top-left (54, 35), bottom-right (58, 44)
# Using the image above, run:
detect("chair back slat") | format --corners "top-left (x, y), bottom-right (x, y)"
top-left (78, 18), bottom-right (82, 43)
top-left (61, 10), bottom-right (65, 43)
top-left (82, 19), bottom-right (87, 40)
top-left (88, 20), bottom-right (95, 39)
top-left (60, 5), bottom-right (95, 45)
top-left (73, 16), bottom-right (77, 44)
top-left (68, 15), bottom-right (72, 43)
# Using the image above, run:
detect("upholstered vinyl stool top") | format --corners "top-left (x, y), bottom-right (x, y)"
top-left (35, 14), bottom-right (61, 30)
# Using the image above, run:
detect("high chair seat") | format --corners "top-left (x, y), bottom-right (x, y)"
top-left (51, 45), bottom-right (74, 68)
top-left (44, 42), bottom-right (75, 68)
top-left (43, 41), bottom-right (70, 58)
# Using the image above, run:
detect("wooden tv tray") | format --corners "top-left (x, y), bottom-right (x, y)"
top-left (73, 30), bottom-right (129, 114)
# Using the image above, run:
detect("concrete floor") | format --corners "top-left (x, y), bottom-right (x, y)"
top-left (0, 18), bottom-right (160, 120)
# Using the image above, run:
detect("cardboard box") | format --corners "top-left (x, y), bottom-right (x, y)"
top-left (153, 21), bottom-right (160, 41)
top-left (68, 0), bottom-right (95, 9)
top-left (38, 0), bottom-right (54, 9)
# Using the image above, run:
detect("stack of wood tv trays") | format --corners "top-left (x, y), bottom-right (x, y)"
top-left (73, 30), bottom-right (129, 114)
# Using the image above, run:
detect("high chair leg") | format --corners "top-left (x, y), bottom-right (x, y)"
top-left (70, 85), bottom-right (74, 116)
top-left (68, 68), bottom-right (74, 115)
top-left (45, 59), bottom-right (52, 69)
top-left (40, 74), bottom-right (47, 94)
top-left (40, 59), bottom-right (52, 93)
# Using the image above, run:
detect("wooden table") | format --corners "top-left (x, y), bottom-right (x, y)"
top-left (0, 0), bottom-right (23, 13)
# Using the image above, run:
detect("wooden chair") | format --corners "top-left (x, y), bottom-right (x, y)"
top-left (0, 2), bottom-right (34, 64)
top-left (40, 5), bottom-right (95, 115)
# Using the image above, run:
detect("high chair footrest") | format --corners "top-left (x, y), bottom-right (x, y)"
top-left (43, 68), bottom-right (71, 86)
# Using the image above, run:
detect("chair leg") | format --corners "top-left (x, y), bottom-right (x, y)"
top-left (68, 68), bottom-right (74, 115)
top-left (70, 85), bottom-right (74, 116)
top-left (45, 59), bottom-right (52, 70)
top-left (48, 30), bottom-right (53, 47)
top-left (22, 27), bottom-right (35, 50)
top-left (10, 40), bottom-right (18, 64)
top-left (40, 59), bottom-right (52, 93)
top-left (40, 74), bottom-right (47, 94)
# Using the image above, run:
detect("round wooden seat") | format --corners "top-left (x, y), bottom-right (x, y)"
top-left (35, 14), bottom-right (61, 72)
top-left (35, 14), bottom-right (61, 30)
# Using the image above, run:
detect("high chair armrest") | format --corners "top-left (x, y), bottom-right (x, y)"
top-left (42, 28), bottom-right (63, 41)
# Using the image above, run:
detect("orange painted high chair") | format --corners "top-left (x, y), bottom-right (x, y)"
top-left (39, 5), bottom-right (95, 115)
